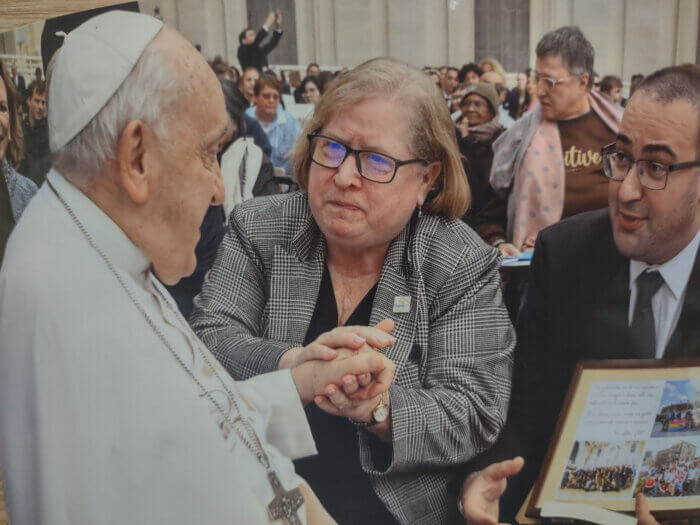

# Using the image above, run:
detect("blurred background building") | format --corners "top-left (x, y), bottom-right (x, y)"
top-left (1, 0), bottom-right (698, 82)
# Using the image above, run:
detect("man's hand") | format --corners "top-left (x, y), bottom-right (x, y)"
top-left (496, 242), bottom-right (522, 258)
top-left (291, 344), bottom-right (396, 406)
top-left (264, 10), bottom-right (275, 29)
top-left (460, 457), bottom-right (525, 525)
top-left (275, 8), bottom-right (283, 28)
top-left (278, 321), bottom-right (395, 370)
top-left (635, 494), bottom-right (659, 525)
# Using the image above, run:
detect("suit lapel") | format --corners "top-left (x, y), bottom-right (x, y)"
top-left (267, 213), bottom-right (326, 344)
top-left (664, 244), bottom-right (700, 358)
top-left (584, 225), bottom-right (634, 359)
top-left (369, 218), bottom-right (421, 375)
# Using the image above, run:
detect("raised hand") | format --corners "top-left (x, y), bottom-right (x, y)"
top-left (460, 457), bottom-right (525, 525)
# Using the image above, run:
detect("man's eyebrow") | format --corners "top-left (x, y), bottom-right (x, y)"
top-left (615, 133), bottom-right (632, 145)
top-left (641, 143), bottom-right (677, 159)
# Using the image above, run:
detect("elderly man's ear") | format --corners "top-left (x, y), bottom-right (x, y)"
top-left (116, 120), bottom-right (157, 205)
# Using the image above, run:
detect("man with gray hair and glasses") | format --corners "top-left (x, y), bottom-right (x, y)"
top-left (459, 65), bottom-right (699, 525)
top-left (481, 26), bottom-right (623, 258)
top-left (0, 11), bottom-right (397, 524)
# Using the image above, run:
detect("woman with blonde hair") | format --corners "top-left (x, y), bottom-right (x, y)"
top-left (0, 57), bottom-right (36, 267)
top-left (479, 57), bottom-right (506, 78)
top-left (192, 57), bottom-right (514, 524)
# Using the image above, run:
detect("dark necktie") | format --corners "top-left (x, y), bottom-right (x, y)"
top-left (629, 270), bottom-right (664, 358)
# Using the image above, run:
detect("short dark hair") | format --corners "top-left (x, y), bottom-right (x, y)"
top-left (26, 80), bottom-right (46, 99)
top-left (238, 27), bottom-right (253, 44)
top-left (254, 75), bottom-right (282, 96)
top-left (634, 65), bottom-right (700, 148)
top-left (458, 63), bottom-right (483, 84)
top-left (306, 62), bottom-right (320, 74)
top-left (446, 66), bottom-right (458, 75)
top-left (536, 26), bottom-right (594, 87)
top-left (600, 75), bottom-right (622, 94)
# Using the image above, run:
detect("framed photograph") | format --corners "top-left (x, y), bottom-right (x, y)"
top-left (527, 359), bottom-right (700, 521)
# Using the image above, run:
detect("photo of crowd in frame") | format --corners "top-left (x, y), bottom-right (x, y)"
top-left (529, 360), bottom-right (700, 521)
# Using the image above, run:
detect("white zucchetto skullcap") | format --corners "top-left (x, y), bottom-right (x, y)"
top-left (48, 10), bottom-right (163, 152)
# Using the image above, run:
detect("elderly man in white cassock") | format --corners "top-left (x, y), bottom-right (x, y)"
top-left (0, 11), bottom-right (397, 525)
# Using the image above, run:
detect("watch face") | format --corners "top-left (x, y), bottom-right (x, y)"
top-left (373, 404), bottom-right (389, 422)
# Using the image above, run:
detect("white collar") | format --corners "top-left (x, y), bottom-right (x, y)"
top-left (630, 227), bottom-right (700, 300)
top-left (47, 169), bottom-right (151, 281)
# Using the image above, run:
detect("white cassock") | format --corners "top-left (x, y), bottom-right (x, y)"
top-left (0, 169), bottom-right (318, 524)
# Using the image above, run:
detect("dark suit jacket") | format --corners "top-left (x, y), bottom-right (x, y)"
top-left (477, 208), bottom-right (700, 521)
top-left (237, 27), bottom-right (282, 71)
top-left (12, 74), bottom-right (25, 96)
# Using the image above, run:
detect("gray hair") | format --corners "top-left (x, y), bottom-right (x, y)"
top-left (536, 26), bottom-right (594, 87)
top-left (48, 29), bottom-right (187, 187)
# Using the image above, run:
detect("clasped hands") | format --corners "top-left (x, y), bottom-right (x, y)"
top-left (284, 319), bottom-right (396, 426)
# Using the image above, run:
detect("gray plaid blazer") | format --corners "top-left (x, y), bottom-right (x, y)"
top-left (191, 191), bottom-right (515, 524)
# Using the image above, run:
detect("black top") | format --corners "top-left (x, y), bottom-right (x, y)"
top-left (294, 266), bottom-right (397, 524)
top-left (236, 27), bottom-right (282, 71)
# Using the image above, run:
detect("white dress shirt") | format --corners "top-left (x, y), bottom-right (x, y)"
top-left (0, 170), bottom-right (317, 524)
top-left (628, 227), bottom-right (700, 357)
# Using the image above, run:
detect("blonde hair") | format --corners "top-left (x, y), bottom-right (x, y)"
top-left (479, 57), bottom-right (506, 79)
top-left (291, 57), bottom-right (470, 219)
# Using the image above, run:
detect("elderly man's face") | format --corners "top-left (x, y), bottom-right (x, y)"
top-left (146, 30), bottom-right (228, 284)
top-left (608, 92), bottom-right (699, 265)
top-left (535, 54), bottom-right (589, 121)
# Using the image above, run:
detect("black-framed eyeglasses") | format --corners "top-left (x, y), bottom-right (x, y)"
top-left (601, 143), bottom-right (700, 190)
top-left (307, 134), bottom-right (427, 184)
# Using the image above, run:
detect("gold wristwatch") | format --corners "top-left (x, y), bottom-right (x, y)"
top-left (351, 391), bottom-right (390, 427)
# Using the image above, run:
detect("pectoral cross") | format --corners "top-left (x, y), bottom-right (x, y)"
top-left (267, 470), bottom-right (304, 525)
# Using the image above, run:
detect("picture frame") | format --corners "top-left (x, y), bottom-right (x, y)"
top-left (527, 359), bottom-right (700, 521)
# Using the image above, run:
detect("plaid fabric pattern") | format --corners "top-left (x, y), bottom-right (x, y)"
top-left (191, 191), bottom-right (515, 524)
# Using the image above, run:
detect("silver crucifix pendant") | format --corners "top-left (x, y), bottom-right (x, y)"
top-left (267, 470), bottom-right (304, 525)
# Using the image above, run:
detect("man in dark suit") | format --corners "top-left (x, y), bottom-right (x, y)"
top-left (237, 9), bottom-right (283, 72)
top-left (459, 64), bottom-right (700, 524)
top-left (10, 62), bottom-right (25, 97)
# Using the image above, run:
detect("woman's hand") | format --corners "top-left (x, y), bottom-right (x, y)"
top-left (290, 344), bottom-right (396, 405)
top-left (278, 320), bottom-right (396, 370)
top-left (314, 385), bottom-right (381, 423)
top-left (459, 457), bottom-right (524, 525)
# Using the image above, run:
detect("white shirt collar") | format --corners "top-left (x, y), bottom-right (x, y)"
top-left (47, 169), bottom-right (151, 280)
top-left (630, 227), bottom-right (700, 300)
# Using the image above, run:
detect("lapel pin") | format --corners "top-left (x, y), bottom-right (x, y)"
top-left (393, 295), bottom-right (411, 313)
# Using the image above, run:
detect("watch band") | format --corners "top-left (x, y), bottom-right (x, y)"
top-left (349, 391), bottom-right (389, 427)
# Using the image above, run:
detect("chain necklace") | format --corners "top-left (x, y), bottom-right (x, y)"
top-left (46, 179), bottom-right (304, 524)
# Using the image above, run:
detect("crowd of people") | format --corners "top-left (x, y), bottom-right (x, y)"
top-left (560, 465), bottom-right (636, 493)
top-left (0, 6), bottom-right (698, 525)
top-left (637, 461), bottom-right (699, 497)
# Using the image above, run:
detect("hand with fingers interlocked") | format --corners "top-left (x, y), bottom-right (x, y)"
top-left (280, 318), bottom-right (397, 441)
